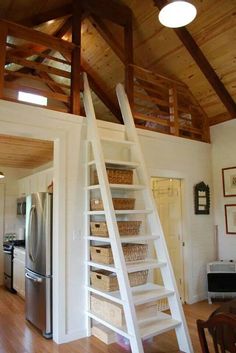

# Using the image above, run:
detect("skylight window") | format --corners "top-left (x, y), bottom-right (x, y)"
top-left (18, 91), bottom-right (47, 106)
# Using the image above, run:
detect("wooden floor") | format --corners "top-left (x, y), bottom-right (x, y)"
top-left (0, 286), bottom-right (220, 353)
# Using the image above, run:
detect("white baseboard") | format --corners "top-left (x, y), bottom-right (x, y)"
top-left (54, 329), bottom-right (88, 344)
top-left (186, 292), bottom-right (207, 304)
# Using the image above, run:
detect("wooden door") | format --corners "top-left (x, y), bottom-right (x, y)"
top-left (152, 177), bottom-right (185, 301)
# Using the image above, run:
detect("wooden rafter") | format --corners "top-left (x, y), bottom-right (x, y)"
top-left (19, 0), bottom-right (132, 28)
top-left (88, 15), bottom-right (125, 63)
top-left (19, 4), bottom-right (72, 27)
top-left (81, 63), bottom-right (122, 123)
top-left (81, 0), bottom-right (132, 27)
top-left (154, 0), bottom-right (236, 123)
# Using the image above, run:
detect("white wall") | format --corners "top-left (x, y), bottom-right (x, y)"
top-left (98, 121), bottom-right (216, 304)
top-left (0, 98), bottom-right (216, 345)
top-left (211, 119), bottom-right (236, 260)
top-left (0, 167), bottom-right (31, 285)
top-left (0, 100), bottom-right (86, 344)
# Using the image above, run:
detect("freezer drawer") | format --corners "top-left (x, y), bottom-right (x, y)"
top-left (25, 269), bottom-right (52, 338)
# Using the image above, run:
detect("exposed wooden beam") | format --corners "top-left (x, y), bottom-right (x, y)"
top-left (209, 112), bottom-right (233, 126)
top-left (81, 0), bottom-right (132, 27)
top-left (154, 0), bottom-right (236, 120)
top-left (88, 15), bottom-right (125, 63)
top-left (0, 22), bottom-right (7, 98)
top-left (124, 17), bottom-right (134, 105)
top-left (81, 63), bottom-right (122, 123)
top-left (19, 4), bottom-right (73, 27)
top-left (37, 71), bottom-right (69, 95)
top-left (70, 0), bottom-right (82, 115)
top-left (3, 19), bottom-right (74, 58)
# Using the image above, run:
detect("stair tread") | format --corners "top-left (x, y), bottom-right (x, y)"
top-left (86, 235), bottom-right (160, 243)
top-left (87, 209), bottom-right (152, 215)
top-left (101, 137), bottom-right (135, 145)
top-left (88, 159), bottom-right (139, 169)
top-left (87, 184), bottom-right (145, 190)
top-left (139, 312), bottom-right (181, 340)
top-left (87, 283), bottom-right (174, 305)
top-left (87, 259), bottom-right (166, 273)
top-left (88, 310), bottom-right (180, 341)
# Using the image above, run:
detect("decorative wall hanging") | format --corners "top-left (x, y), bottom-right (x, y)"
top-left (225, 204), bottom-right (236, 234)
top-left (222, 167), bottom-right (236, 197)
top-left (194, 181), bottom-right (210, 215)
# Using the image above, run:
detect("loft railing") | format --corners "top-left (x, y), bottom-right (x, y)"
top-left (0, 19), bottom-right (81, 115)
top-left (130, 64), bottom-right (210, 143)
top-left (0, 20), bottom-right (209, 142)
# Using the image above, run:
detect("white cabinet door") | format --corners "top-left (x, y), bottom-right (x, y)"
top-left (13, 248), bottom-right (25, 298)
top-left (18, 168), bottom-right (53, 196)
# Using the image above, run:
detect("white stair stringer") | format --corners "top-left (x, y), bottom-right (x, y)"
top-left (83, 73), bottom-right (144, 353)
top-left (83, 72), bottom-right (193, 353)
top-left (116, 83), bottom-right (193, 353)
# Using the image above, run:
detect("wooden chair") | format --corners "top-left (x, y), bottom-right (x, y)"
top-left (197, 313), bottom-right (236, 353)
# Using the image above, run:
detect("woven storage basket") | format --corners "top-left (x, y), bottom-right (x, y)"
top-left (93, 168), bottom-right (133, 185)
top-left (90, 269), bottom-right (148, 291)
top-left (91, 295), bottom-right (158, 328)
top-left (90, 198), bottom-right (135, 211)
top-left (90, 221), bottom-right (141, 237)
top-left (90, 244), bottom-right (148, 264)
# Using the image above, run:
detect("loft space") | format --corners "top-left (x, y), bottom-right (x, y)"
top-left (0, 0), bottom-right (235, 143)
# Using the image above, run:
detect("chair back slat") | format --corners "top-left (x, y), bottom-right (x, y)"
top-left (197, 313), bottom-right (236, 353)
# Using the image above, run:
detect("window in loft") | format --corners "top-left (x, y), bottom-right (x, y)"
top-left (18, 91), bottom-right (47, 106)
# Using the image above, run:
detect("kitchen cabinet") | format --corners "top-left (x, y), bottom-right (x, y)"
top-left (13, 247), bottom-right (25, 298)
top-left (18, 168), bottom-right (53, 196)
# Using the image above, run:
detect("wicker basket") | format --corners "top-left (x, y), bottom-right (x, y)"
top-left (90, 269), bottom-right (148, 291)
top-left (90, 198), bottom-right (135, 211)
top-left (90, 244), bottom-right (148, 264)
top-left (92, 168), bottom-right (133, 185)
top-left (90, 221), bottom-right (141, 237)
top-left (91, 295), bottom-right (158, 328)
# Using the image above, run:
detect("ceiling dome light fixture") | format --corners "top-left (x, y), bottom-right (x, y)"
top-left (158, 1), bottom-right (197, 28)
top-left (0, 172), bottom-right (5, 179)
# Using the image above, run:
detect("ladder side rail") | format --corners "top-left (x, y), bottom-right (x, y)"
top-left (116, 83), bottom-right (193, 353)
top-left (83, 73), bottom-right (144, 353)
top-left (85, 140), bottom-right (92, 336)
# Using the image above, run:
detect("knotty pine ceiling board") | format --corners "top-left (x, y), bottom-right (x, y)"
top-left (81, 18), bottom-right (124, 100)
top-left (122, 0), bottom-right (236, 123)
top-left (0, 0), bottom-right (70, 22)
top-left (0, 135), bottom-right (53, 169)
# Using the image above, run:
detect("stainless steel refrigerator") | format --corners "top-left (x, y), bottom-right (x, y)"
top-left (25, 192), bottom-right (52, 338)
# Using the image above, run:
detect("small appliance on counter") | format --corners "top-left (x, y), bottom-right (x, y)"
top-left (3, 236), bottom-right (25, 292)
top-left (25, 192), bottom-right (53, 339)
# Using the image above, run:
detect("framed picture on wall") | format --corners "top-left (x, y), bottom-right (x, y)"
top-left (225, 204), bottom-right (236, 234)
top-left (222, 167), bottom-right (236, 197)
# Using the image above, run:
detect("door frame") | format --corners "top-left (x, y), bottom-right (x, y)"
top-left (148, 167), bottom-right (191, 303)
top-left (0, 100), bottom-right (85, 343)
top-left (151, 176), bottom-right (185, 302)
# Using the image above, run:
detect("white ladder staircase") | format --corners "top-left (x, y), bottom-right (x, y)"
top-left (83, 72), bottom-right (193, 353)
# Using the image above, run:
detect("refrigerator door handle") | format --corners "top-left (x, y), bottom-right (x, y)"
top-left (28, 205), bottom-right (36, 262)
top-left (3, 250), bottom-right (12, 255)
top-left (25, 272), bottom-right (42, 283)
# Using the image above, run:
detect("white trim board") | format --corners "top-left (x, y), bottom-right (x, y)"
top-left (0, 100), bottom-right (85, 344)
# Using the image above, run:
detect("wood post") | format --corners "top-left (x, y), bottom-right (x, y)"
top-left (169, 85), bottom-right (179, 136)
top-left (124, 18), bottom-right (134, 108)
top-left (70, 0), bottom-right (82, 115)
top-left (0, 22), bottom-right (7, 99)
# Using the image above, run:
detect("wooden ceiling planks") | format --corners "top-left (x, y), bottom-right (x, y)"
top-left (129, 0), bottom-right (236, 123)
top-left (0, 134), bottom-right (53, 168)
top-left (0, 0), bottom-right (235, 126)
